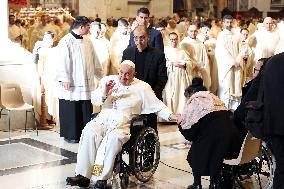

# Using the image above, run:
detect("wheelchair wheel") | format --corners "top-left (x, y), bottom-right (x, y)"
top-left (252, 142), bottom-right (275, 189)
top-left (231, 142), bottom-right (275, 189)
top-left (131, 127), bottom-right (160, 182)
top-left (119, 173), bottom-right (129, 189)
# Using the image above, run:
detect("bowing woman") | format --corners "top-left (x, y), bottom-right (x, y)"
top-left (178, 77), bottom-right (243, 189)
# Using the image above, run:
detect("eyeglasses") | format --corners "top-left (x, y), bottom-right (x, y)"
top-left (134, 35), bottom-right (146, 41)
top-left (169, 38), bottom-right (178, 41)
top-left (253, 67), bottom-right (260, 73)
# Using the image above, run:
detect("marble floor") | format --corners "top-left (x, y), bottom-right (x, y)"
top-left (0, 124), bottom-right (212, 189)
top-left (0, 122), bottom-right (274, 189)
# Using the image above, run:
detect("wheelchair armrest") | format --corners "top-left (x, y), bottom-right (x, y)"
top-left (131, 115), bottom-right (148, 127)
top-left (129, 115), bottom-right (148, 139)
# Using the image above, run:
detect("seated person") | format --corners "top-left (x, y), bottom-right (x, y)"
top-left (66, 60), bottom-right (177, 189)
top-left (178, 77), bottom-right (243, 189)
top-left (233, 57), bottom-right (269, 139)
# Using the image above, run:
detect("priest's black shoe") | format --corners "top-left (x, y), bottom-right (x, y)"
top-left (66, 174), bottom-right (90, 187)
top-left (187, 184), bottom-right (202, 189)
top-left (93, 180), bottom-right (107, 189)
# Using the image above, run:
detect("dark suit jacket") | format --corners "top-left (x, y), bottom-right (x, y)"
top-left (129, 27), bottom-right (164, 52)
top-left (122, 46), bottom-right (167, 100)
top-left (263, 52), bottom-right (284, 136)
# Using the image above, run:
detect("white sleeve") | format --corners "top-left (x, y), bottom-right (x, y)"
top-left (140, 83), bottom-right (172, 120)
top-left (91, 77), bottom-right (108, 106)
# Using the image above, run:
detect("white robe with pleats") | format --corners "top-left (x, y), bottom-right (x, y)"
top-left (75, 76), bottom-right (172, 182)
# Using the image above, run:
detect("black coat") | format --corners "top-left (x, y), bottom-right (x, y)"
top-left (264, 52), bottom-right (284, 136)
top-left (122, 46), bottom-right (167, 100)
top-left (179, 111), bottom-right (243, 176)
top-left (233, 69), bottom-right (264, 138)
top-left (129, 27), bottom-right (164, 52)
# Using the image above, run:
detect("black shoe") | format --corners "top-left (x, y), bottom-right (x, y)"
top-left (64, 138), bottom-right (79, 143)
top-left (46, 119), bottom-right (56, 125)
top-left (93, 180), bottom-right (107, 189)
top-left (66, 175), bottom-right (90, 187)
top-left (187, 184), bottom-right (202, 189)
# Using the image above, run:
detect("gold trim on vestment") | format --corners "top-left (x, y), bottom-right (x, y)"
top-left (92, 164), bottom-right (103, 176)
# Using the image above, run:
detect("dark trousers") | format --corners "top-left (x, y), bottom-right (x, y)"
top-left (59, 99), bottom-right (92, 141)
top-left (270, 136), bottom-right (284, 189)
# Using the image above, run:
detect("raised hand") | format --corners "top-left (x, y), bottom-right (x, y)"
top-left (105, 80), bottom-right (116, 96)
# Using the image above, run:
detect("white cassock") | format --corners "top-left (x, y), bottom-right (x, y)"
top-left (180, 37), bottom-right (211, 89)
top-left (33, 43), bottom-right (59, 118)
top-left (90, 37), bottom-right (111, 76)
top-left (42, 46), bottom-right (60, 118)
top-left (249, 29), bottom-right (279, 62)
top-left (275, 21), bottom-right (284, 55)
top-left (109, 31), bottom-right (130, 74)
top-left (163, 45), bottom-right (191, 114)
top-left (56, 33), bottom-right (103, 101)
top-left (75, 75), bottom-right (172, 182)
top-left (215, 29), bottom-right (239, 108)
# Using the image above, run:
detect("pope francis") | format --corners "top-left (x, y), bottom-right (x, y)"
top-left (66, 60), bottom-right (177, 189)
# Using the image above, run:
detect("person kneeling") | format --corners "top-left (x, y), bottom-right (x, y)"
top-left (66, 60), bottom-right (176, 188)
top-left (178, 77), bottom-right (243, 189)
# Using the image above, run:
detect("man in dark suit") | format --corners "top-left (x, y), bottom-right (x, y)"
top-left (128, 7), bottom-right (164, 52)
top-left (123, 25), bottom-right (167, 100)
top-left (122, 25), bottom-right (168, 130)
top-left (263, 53), bottom-right (284, 189)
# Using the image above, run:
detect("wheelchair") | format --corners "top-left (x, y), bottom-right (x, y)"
top-left (221, 133), bottom-right (276, 189)
top-left (112, 115), bottom-right (160, 189)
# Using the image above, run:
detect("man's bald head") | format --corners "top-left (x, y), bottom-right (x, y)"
top-left (133, 25), bottom-right (149, 52)
top-left (263, 17), bottom-right (273, 31)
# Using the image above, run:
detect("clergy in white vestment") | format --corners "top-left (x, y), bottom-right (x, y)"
top-left (89, 21), bottom-right (111, 76)
top-left (249, 17), bottom-right (279, 62)
top-left (215, 15), bottom-right (241, 109)
top-left (56, 16), bottom-right (103, 143)
top-left (237, 28), bottom-right (254, 84)
top-left (8, 15), bottom-right (21, 43)
top-left (33, 31), bottom-right (58, 129)
top-left (109, 18), bottom-right (130, 74)
top-left (66, 61), bottom-right (176, 188)
top-left (163, 32), bottom-right (191, 115)
top-left (30, 15), bottom-right (58, 51)
top-left (180, 24), bottom-right (211, 89)
top-left (196, 22), bottom-right (219, 94)
top-left (275, 19), bottom-right (284, 55)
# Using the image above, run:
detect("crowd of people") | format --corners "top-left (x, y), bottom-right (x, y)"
top-left (8, 6), bottom-right (284, 189)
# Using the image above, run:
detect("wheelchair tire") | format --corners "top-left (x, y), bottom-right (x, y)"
top-left (229, 142), bottom-right (276, 189)
top-left (131, 127), bottom-right (160, 182)
top-left (254, 142), bottom-right (275, 189)
top-left (119, 173), bottom-right (129, 189)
